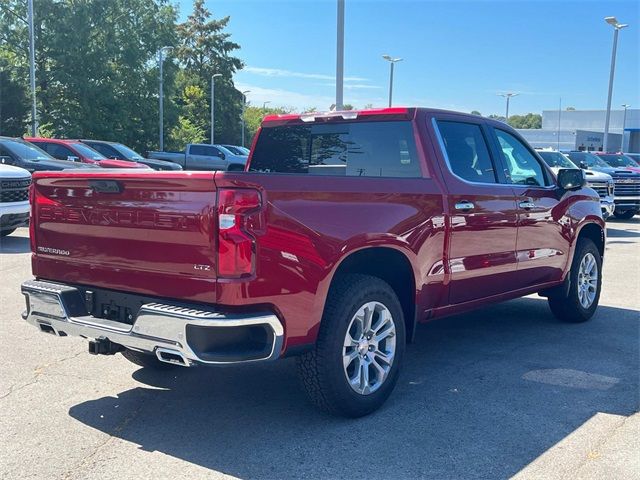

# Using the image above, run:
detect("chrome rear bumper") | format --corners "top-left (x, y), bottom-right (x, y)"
top-left (21, 280), bottom-right (284, 366)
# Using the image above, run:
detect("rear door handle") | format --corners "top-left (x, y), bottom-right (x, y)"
top-left (454, 201), bottom-right (475, 211)
top-left (519, 200), bottom-right (536, 210)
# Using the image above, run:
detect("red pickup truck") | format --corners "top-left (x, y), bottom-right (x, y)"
top-left (21, 108), bottom-right (605, 417)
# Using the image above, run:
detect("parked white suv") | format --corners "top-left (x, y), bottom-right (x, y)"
top-left (0, 164), bottom-right (31, 237)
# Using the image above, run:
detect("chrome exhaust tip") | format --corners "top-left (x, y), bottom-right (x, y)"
top-left (155, 348), bottom-right (191, 367)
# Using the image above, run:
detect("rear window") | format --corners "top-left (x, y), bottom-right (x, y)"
top-left (249, 121), bottom-right (421, 177)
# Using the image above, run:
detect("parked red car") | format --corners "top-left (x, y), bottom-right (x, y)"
top-left (21, 108), bottom-right (605, 416)
top-left (25, 138), bottom-right (149, 169)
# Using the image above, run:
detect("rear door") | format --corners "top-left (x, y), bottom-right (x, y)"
top-left (186, 145), bottom-right (226, 170)
top-left (489, 127), bottom-right (566, 286)
top-left (31, 171), bottom-right (219, 304)
top-left (430, 116), bottom-right (520, 304)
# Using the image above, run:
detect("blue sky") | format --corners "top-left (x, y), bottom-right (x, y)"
top-left (177, 0), bottom-right (639, 115)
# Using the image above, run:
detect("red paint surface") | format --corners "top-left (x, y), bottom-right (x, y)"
top-left (29, 109), bottom-right (604, 354)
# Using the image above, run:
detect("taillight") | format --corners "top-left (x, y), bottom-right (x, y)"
top-left (217, 188), bottom-right (262, 278)
top-left (28, 182), bottom-right (36, 253)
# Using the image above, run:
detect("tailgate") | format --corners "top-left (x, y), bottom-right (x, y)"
top-left (31, 170), bottom-right (218, 303)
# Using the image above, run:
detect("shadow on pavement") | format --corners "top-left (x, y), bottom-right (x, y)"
top-left (606, 227), bottom-right (640, 238)
top-left (68, 297), bottom-right (639, 479)
top-left (0, 233), bottom-right (30, 254)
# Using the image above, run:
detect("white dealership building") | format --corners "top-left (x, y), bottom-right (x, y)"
top-left (517, 108), bottom-right (639, 153)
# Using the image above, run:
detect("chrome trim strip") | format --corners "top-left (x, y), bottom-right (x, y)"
top-left (21, 280), bottom-right (284, 365)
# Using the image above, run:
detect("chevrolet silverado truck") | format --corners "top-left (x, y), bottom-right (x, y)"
top-left (21, 108), bottom-right (605, 417)
top-left (148, 144), bottom-right (247, 171)
top-left (536, 149), bottom-right (615, 219)
top-left (0, 164), bottom-right (31, 236)
top-left (566, 151), bottom-right (640, 219)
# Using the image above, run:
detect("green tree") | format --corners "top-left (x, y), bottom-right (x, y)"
top-left (243, 105), bottom-right (292, 146)
top-left (169, 116), bottom-right (205, 148)
top-left (508, 113), bottom-right (542, 129)
top-left (471, 110), bottom-right (482, 116)
top-left (175, 0), bottom-right (244, 144)
top-left (0, 0), bottom-right (178, 151)
top-left (0, 60), bottom-right (29, 136)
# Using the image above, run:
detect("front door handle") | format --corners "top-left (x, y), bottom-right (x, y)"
top-left (519, 200), bottom-right (536, 210)
top-left (455, 201), bottom-right (475, 211)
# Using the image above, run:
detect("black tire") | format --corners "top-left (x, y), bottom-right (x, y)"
top-left (297, 274), bottom-right (406, 417)
top-left (121, 349), bottom-right (175, 370)
top-left (613, 209), bottom-right (638, 220)
top-left (0, 228), bottom-right (16, 237)
top-left (548, 238), bottom-right (602, 323)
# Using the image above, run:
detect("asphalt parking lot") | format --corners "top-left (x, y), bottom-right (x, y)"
top-left (1, 221), bottom-right (638, 480)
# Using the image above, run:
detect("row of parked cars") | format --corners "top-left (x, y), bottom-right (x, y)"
top-left (0, 136), bottom-right (249, 173)
top-left (0, 136), bottom-right (250, 237)
top-left (536, 149), bottom-right (640, 220)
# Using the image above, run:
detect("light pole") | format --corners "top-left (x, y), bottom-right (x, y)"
top-left (262, 101), bottom-right (271, 109)
top-left (603, 16), bottom-right (628, 152)
top-left (241, 90), bottom-right (250, 147)
top-left (336, 0), bottom-right (345, 110)
top-left (210, 73), bottom-right (222, 145)
top-left (158, 46), bottom-right (173, 151)
top-left (498, 92), bottom-right (519, 123)
top-left (382, 55), bottom-right (402, 107)
top-left (27, 0), bottom-right (37, 136)
top-left (621, 103), bottom-right (630, 151)
top-left (557, 97), bottom-right (562, 150)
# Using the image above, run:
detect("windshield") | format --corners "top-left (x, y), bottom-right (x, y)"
top-left (113, 143), bottom-right (143, 160)
top-left (538, 151), bottom-right (576, 169)
top-left (70, 143), bottom-right (106, 160)
top-left (566, 152), bottom-right (610, 169)
top-left (2, 139), bottom-right (53, 161)
top-left (599, 154), bottom-right (639, 168)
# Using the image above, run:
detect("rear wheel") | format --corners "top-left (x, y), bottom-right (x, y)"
top-left (613, 209), bottom-right (638, 220)
top-left (548, 238), bottom-right (602, 323)
top-left (297, 274), bottom-right (405, 417)
top-left (121, 349), bottom-right (175, 370)
top-left (0, 228), bottom-right (16, 237)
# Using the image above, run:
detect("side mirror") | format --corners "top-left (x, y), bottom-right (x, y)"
top-left (219, 152), bottom-right (226, 160)
top-left (579, 161), bottom-right (588, 170)
top-left (0, 156), bottom-right (10, 164)
top-left (67, 155), bottom-right (80, 162)
top-left (557, 168), bottom-right (585, 191)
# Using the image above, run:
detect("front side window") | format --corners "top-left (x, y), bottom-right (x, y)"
top-left (43, 143), bottom-right (75, 160)
top-left (70, 143), bottom-right (106, 160)
top-left (190, 145), bottom-right (221, 157)
top-left (250, 120), bottom-right (421, 177)
top-left (436, 121), bottom-right (497, 183)
top-left (495, 130), bottom-right (548, 186)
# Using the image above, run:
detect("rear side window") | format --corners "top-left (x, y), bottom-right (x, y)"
top-left (190, 145), bottom-right (222, 157)
top-left (249, 121), bottom-right (421, 177)
top-left (435, 121), bottom-right (497, 183)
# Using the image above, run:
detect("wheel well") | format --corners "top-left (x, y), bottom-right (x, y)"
top-left (578, 223), bottom-right (605, 257)
top-left (331, 247), bottom-right (416, 342)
